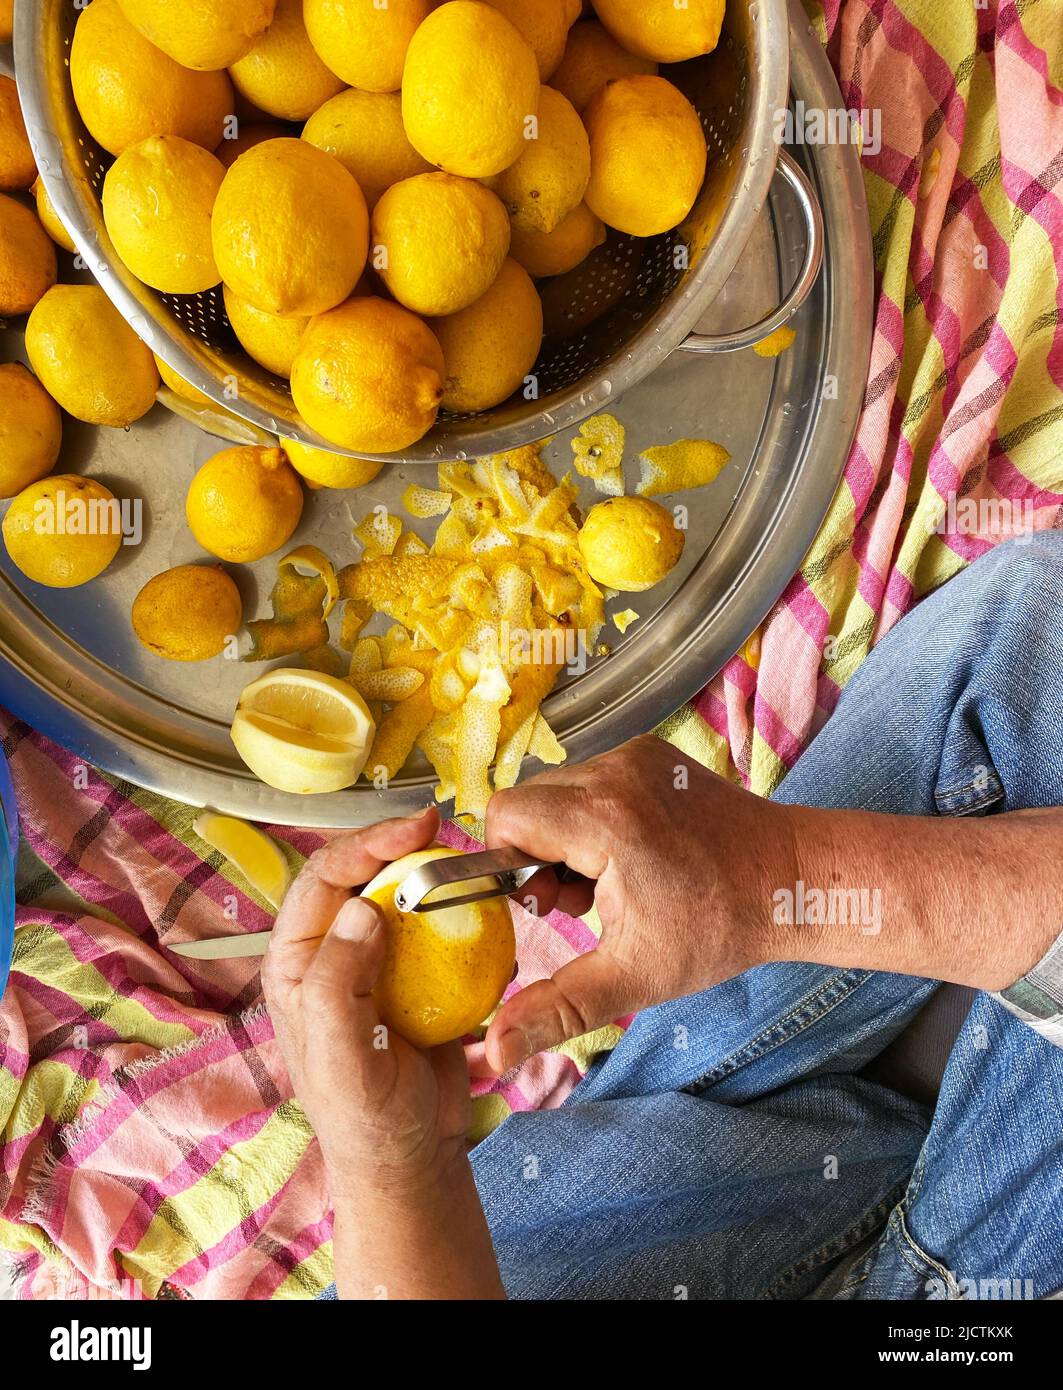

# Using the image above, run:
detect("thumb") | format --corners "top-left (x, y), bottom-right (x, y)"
top-left (300, 896), bottom-right (387, 1028)
top-left (484, 950), bottom-right (630, 1074)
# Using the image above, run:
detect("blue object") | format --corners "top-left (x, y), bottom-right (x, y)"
top-left (0, 744), bottom-right (17, 1003)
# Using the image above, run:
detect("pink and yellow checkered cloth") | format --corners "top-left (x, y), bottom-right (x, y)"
top-left (3, 0), bottom-right (1063, 1299)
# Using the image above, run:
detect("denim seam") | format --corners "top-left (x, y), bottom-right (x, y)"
top-left (764, 1178), bottom-right (909, 1299)
top-left (892, 1207), bottom-right (962, 1295)
top-left (934, 786), bottom-right (1005, 816)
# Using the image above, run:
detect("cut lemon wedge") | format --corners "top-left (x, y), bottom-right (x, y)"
top-left (193, 810), bottom-right (291, 910)
top-left (231, 668), bottom-right (376, 795)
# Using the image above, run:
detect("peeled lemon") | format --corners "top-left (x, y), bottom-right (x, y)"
top-left (302, 89), bottom-right (432, 209)
top-left (431, 258), bottom-right (543, 413)
top-left (223, 286), bottom-right (308, 379)
top-left (103, 137), bottom-right (224, 295)
top-left (577, 495), bottom-right (685, 592)
top-left (592, 0), bottom-right (725, 62)
top-left (3, 474), bottom-right (124, 588)
top-left (281, 440), bottom-right (384, 491)
top-left (551, 19), bottom-right (658, 112)
top-left (193, 810), bottom-right (291, 909)
top-left (361, 847), bottom-right (516, 1048)
top-left (489, 85), bottom-right (589, 234)
top-left (115, 0), bottom-right (276, 70)
top-left (186, 445), bottom-right (303, 563)
top-left (32, 178), bottom-right (76, 254)
top-left (0, 194), bottom-right (57, 317)
top-left (303, 0), bottom-right (430, 92)
top-left (230, 668), bottom-right (376, 795)
top-left (372, 172), bottom-right (511, 316)
top-left (212, 138), bottom-right (369, 317)
top-left (291, 296), bottom-right (445, 454)
top-left (0, 363), bottom-right (62, 499)
top-left (70, 0), bottom-right (233, 156)
top-left (583, 75), bottom-right (707, 238)
top-left (402, 1), bottom-right (541, 178)
top-left (26, 285), bottom-right (159, 428)
top-left (0, 75), bottom-right (35, 192)
top-left (132, 563), bottom-right (243, 662)
top-left (509, 201), bottom-right (605, 278)
top-left (229, 0), bottom-right (344, 123)
top-left (482, 0), bottom-right (569, 80)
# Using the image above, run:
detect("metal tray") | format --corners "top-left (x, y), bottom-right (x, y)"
top-left (0, 11), bottom-right (872, 827)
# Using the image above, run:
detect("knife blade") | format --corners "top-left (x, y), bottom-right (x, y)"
top-left (169, 931), bottom-right (273, 960)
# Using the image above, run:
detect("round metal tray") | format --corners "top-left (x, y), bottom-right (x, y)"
top-left (0, 11), bottom-right (872, 827)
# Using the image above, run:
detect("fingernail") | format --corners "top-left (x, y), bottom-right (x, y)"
top-left (498, 1028), bottom-right (531, 1070)
top-left (407, 805), bottom-right (434, 822)
top-left (332, 898), bottom-right (378, 941)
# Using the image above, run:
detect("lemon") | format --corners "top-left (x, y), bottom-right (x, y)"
top-left (577, 495), bottom-right (685, 591)
top-left (302, 89), bottom-right (432, 209)
top-left (372, 173), bottom-right (510, 316)
top-left (0, 75), bottom-right (35, 192)
top-left (212, 138), bottom-right (369, 317)
top-left (229, 0), bottom-right (345, 122)
top-left (593, 0), bottom-right (724, 62)
top-left (551, 19), bottom-right (658, 113)
top-left (402, 1), bottom-right (541, 178)
top-left (509, 200), bottom-right (605, 278)
top-left (584, 75), bottom-right (706, 238)
top-left (103, 137), bottom-right (224, 295)
top-left (217, 122), bottom-right (288, 170)
top-left (561, 0), bottom-right (582, 24)
top-left (186, 445), bottom-right (303, 563)
top-left (0, 364), bottom-right (62, 498)
top-left (0, 0), bottom-right (11, 43)
top-left (115, 0), bottom-right (277, 70)
top-left (431, 258), bottom-right (542, 413)
top-left (281, 440), bottom-right (384, 490)
top-left (132, 563), bottom-right (243, 661)
top-left (70, 0), bottom-right (233, 157)
top-left (489, 85), bottom-right (589, 234)
top-left (291, 296), bottom-right (445, 453)
top-left (0, 195), bottom-right (57, 317)
top-left (26, 285), bottom-right (159, 427)
top-left (483, 0), bottom-right (569, 80)
top-left (153, 354), bottom-right (214, 408)
top-left (193, 810), bottom-right (291, 908)
top-left (361, 847), bottom-right (516, 1048)
top-left (223, 286), bottom-right (308, 379)
top-left (32, 178), bottom-right (76, 254)
top-left (3, 474), bottom-right (125, 588)
top-left (230, 668), bottom-right (376, 794)
top-left (304, 0), bottom-right (430, 92)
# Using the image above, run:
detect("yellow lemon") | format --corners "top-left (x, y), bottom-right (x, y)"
top-left (489, 85), bottom-right (589, 234)
top-left (216, 122), bottom-right (288, 170)
top-left (577, 495), bottom-right (684, 591)
top-left (551, 19), bottom-right (658, 112)
top-left (402, 1), bottom-right (540, 178)
top-left (591, 0), bottom-right (725, 62)
top-left (291, 296), bottom-right (445, 454)
top-left (26, 285), bottom-right (159, 427)
top-left (431, 258), bottom-right (542, 413)
top-left (509, 200), bottom-right (605, 278)
top-left (212, 139), bottom-right (369, 317)
top-left (132, 563), bottom-right (243, 661)
top-left (483, 0), bottom-right (569, 79)
top-left (304, 0), bottom-right (430, 92)
top-left (223, 285), bottom-right (308, 378)
top-left (193, 811), bottom-right (291, 908)
top-left (0, 0), bottom-right (12, 43)
top-left (70, 0), bottom-right (233, 157)
top-left (153, 354), bottom-right (219, 409)
top-left (186, 445), bottom-right (303, 563)
top-left (583, 75), bottom-right (706, 237)
top-left (281, 440), bottom-right (384, 490)
top-left (301, 89), bottom-right (432, 209)
top-left (229, 0), bottom-right (344, 122)
top-left (0, 75), bottom-right (35, 192)
top-left (230, 667), bottom-right (376, 794)
top-left (372, 172), bottom-right (510, 316)
top-left (103, 136), bottom-right (224, 295)
top-left (0, 363), bottom-right (62, 498)
top-left (115, 0), bottom-right (276, 70)
top-left (32, 178), bottom-right (76, 254)
top-left (3, 474), bottom-right (124, 588)
top-left (361, 847), bottom-right (517, 1048)
top-left (0, 194), bottom-right (57, 317)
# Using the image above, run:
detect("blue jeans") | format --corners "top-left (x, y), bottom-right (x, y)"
top-left (470, 533), bottom-right (1063, 1300)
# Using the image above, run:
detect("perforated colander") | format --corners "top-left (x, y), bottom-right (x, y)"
top-left (16, 0), bottom-right (822, 462)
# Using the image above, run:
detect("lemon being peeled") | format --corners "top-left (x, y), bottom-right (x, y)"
top-left (361, 847), bottom-right (516, 1048)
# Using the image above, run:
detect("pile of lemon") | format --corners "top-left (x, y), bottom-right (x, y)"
top-left (61, 0), bottom-right (721, 453)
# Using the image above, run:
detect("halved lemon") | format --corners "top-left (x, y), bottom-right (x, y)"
top-left (230, 668), bottom-right (376, 794)
top-left (193, 810), bottom-right (291, 909)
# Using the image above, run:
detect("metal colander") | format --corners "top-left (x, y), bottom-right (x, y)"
top-left (16, 0), bottom-right (821, 462)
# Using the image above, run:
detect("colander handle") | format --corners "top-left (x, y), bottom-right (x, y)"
top-left (678, 151), bottom-right (825, 355)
